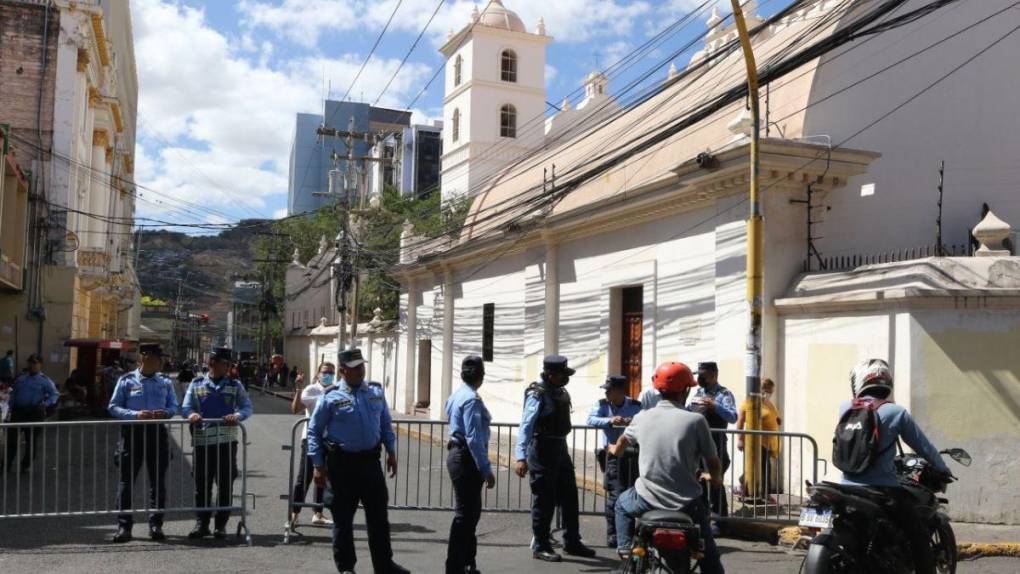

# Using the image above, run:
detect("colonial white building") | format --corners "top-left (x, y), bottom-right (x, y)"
top-left (394, 0), bottom-right (1020, 523)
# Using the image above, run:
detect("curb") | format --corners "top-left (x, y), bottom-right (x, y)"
top-left (778, 526), bottom-right (1020, 557)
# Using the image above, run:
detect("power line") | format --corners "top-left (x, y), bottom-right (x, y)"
top-left (373, 0), bottom-right (445, 107)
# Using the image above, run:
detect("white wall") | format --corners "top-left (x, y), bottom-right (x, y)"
top-left (803, 0), bottom-right (1020, 258)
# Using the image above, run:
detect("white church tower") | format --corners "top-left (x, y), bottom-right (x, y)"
top-left (439, 1), bottom-right (551, 202)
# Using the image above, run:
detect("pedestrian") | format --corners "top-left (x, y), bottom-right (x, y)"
top-left (736, 377), bottom-right (782, 501)
top-left (178, 362), bottom-right (195, 386)
top-left (686, 361), bottom-right (736, 534)
top-left (288, 365), bottom-right (299, 389)
top-left (65, 368), bottom-right (88, 404)
top-left (514, 355), bottom-right (596, 562)
top-left (287, 362), bottom-right (336, 528)
top-left (3, 354), bottom-right (58, 473)
top-left (307, 348), bottom-right (409, 574)
top-left (607, 362), bottom-right (725, 574)
top-left (445, 356), bottom-right (496, 574)
top-left (0, 350), bottom-right (14, 384)
top-left (181, 347), bottom-right (253, 539)
top-left (108, 343), bottom-right (178, 542)
top-left (586, 374), bottom-right (641, 548)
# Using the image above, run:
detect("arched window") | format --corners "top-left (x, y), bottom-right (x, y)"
top-left (454, 55), bottom-right (463, 86)
top-left (500, 104), bottom-right (516, 138)
top-left (452, 108), bottom-right (460, 142)
top-left (500, 49), bottom-right (517, 83)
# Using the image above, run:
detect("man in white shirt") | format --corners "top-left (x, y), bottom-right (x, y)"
top-left (287, 362), bottom-right (336, 528)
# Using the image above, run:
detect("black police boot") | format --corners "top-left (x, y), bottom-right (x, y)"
top-left (532, 546), bottom-right (562, 562)
top-left (563, 540), bottom-right (597, 558)
top-left (187, 522), bottom-right (211, 539)
top-left (384, 563), bottom-right (410, 574)
top-left (213, 526), bottom-right (227, 539)
top-left (112, 526), bottom-right (132, 543)
top-left (149, 525), bottom-right (166, 541)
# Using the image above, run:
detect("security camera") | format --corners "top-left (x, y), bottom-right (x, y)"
top-left (696, 152), bottom-right (718, 170)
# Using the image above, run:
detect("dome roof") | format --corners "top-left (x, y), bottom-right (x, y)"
top-left (478, 0), bottom-right (527, 33)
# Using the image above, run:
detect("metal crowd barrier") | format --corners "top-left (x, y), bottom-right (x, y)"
top-left (0, 418), bottom-right (253, 545)
top-left (280, 416), bottom-right (822, 543)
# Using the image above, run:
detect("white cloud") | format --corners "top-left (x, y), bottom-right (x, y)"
top-left (132, 0), bottom-right (430, 220)
top-left (545, 63), bottom-right (558, 84)
top-left (239, 0), bottom-right (655, 47)
top-left (273, 207), bottom-right (289, 219)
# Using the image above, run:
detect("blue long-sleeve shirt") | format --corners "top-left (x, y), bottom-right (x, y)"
top-left (515, 386), bottom-right (559, 461)
top-left (839, 399), bottom-right (950, 487)
top-left (688, 383), bottom-right (738, 425)
top-left (446, 383), bottom-right (493, 476)
top-left (108, 369), bottom-right (178, 420)
top-left (9, 372), bottom-right (59, 408)
top-left (306, 380), bottom-right (396, 467)
top-left (181, 375), bottom-right (252, 446)
top-left (587, 397), bottom-right (642, 447)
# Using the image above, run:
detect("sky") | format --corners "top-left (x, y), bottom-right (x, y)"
top-left (129, 0), bottom-right (776, 227)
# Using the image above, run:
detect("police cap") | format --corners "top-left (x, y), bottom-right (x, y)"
top-left (339, 348), bottom-right (367, 368)
top-left (209, 347), bottom-right (233, 364)
top-left (600, 374), bottom-right (629, 390)
top-left (543, 355), bottom-right (576, 376)
top-left (461, 355), bottom-right (485, 378)
top-left (139, 343), bottom-right (169, 357)
top-left (697, 361), bottom-right (718, 374)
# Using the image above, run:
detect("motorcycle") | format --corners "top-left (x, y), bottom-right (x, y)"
top-left (620, 508), bottom-right (703, 574)
top-left (617, 444), bottom-right (704, 574)
top-left (801, 447), bottom-right (972, 574)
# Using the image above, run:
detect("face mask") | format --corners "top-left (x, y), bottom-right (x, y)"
top-left (762, 391), bottom-right (773, 401)
top-left (320, 373), bottom-right (335, 386)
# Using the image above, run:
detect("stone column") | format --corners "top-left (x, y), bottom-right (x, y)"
top-left (403, 277), bottom-right (417, 414)
top-left (441, 266), bottom-right (455, 419)
top-left (543, 235), bottom-right (559, 355)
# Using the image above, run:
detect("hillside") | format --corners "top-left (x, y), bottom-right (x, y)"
top-left (136, 221), bottom-right (268, 331)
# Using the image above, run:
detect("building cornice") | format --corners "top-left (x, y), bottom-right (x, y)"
top-left (444, 78), bottom-right (545, 105)
top-left (440, 23), bottom-right (552, 57)
top-left (397, 139), bottom-right (879, 281)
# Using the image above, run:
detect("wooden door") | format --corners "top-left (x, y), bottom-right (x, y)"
top-left (620, 286), bottom-right (643, 398)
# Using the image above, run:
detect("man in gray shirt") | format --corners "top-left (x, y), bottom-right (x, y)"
top-left (608, 362), bottom-right (724, 574)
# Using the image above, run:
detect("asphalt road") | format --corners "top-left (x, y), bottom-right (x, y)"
top-left (1, 391), bottom-right (1016, 573)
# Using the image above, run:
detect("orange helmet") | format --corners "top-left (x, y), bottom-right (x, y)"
top-left (653, 362), bottom-right (696, 394)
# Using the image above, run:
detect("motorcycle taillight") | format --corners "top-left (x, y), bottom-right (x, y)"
top-left (653, 528), bottom-right (689, 551)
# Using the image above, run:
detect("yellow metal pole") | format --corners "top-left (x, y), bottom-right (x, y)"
top-left (729, 0), bottom-right (764, 502)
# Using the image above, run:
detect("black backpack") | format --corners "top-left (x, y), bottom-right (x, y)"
top-left (832, 398), bottom-right (892, 474)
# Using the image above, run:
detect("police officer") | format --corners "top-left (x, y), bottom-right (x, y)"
top-left (586, 374), bottom-right (641, 548)
top-left (445, 356), bottom-right (495, 574)
top-left (3, 354), bottom-right (58, 473)
top-left (307, 348), bottom-right (409, 574)
top-left (687, 361), bottom-right (736, 532)
top-left (107, 343), bottom-right (178, 542)
top-left (514, 355), bottom-right (596, 562)
top-left (182, 347), bottom-right (253, 539)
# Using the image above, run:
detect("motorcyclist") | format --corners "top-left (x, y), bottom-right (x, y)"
top-left (608, 362), bottom-right (725, 574)
top-left (839, 359), bottom-right (950, 574)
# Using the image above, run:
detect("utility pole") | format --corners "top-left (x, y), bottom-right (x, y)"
top-left (936, 160), bottom-right (945, 256)
top-left (315, 116), bottom-right (402, 358)
top-left (729, 0), bottom-right (765, 501)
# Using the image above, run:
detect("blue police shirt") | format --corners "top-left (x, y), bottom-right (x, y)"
top-left (587, 397), bottom-right (642, 447)
top-left (514, 383), bottom-right (561, 461)
top-left (687, 383), bottom-right (738, 425)
top-left (306, 379), bottom-right (396, 467)
top-left (108, 369), bottom-right (178, 420)
top-left (839, 399), bottom-right (949, 488)
top-left (182, 375), bottom-right (253, 446)
top-left (9, 372), bottom-right (59, 408)
top-left (445, 383), bottom-right (492, 476)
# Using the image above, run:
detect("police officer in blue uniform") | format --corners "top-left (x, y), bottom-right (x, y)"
top-left (307, 348), bottom-right (409, 574)
top-left (445, 355), bottom-right (495, 574)
top-left (514, 355), bottom-right (596, 562)
top-left (687, 361), bottom-right (737, 531)
top-left (108, 343), bottom-right (179, 542)
top-left (3, 354), bottom-right (58, 473)
top-left (182, 347), bottom-right (253, 539)
top-left (586, 374), bottom-right (641, 548)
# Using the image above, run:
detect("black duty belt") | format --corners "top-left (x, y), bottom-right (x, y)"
top-left (325, 440), bottom-right (381, 460)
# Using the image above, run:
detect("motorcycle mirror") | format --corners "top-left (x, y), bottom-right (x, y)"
top-left (948, 448), bottom-right (972, 467)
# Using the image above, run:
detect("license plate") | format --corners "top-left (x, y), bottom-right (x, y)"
top-left (799, 508), bottom-right (833, 529)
